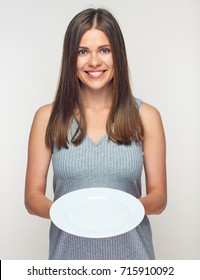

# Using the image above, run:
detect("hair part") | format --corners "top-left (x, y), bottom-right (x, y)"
top-left (45, 8), bottom-right (144, 149)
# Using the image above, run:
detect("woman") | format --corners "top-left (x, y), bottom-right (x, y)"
top-left (25, 8), bottom-right (167, 259)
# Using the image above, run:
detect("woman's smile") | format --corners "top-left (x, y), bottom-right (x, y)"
top-left (85, 70), bottom-right (106, 78)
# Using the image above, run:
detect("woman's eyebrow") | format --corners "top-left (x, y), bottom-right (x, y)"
top-left (78, 44), bottom-right (111, 49)
top-left (78, 46), bottom-right (89, 49)
top-left (98, 44), bottom-right (111, 48)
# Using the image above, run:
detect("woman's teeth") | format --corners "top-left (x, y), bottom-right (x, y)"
top-left (88, 71), bottom-right (104, 76)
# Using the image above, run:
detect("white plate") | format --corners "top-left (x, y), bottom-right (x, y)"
top-left (50, 188), bottom-right (144, 238)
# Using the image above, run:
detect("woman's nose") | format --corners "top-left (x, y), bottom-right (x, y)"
top-left (88, 52), bottom-right (101, 67)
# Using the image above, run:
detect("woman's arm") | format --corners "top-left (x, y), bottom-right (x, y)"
top-left (25, 104), bottom-right (53, 219)
top-left (139, 102), bottom-right (167, 215)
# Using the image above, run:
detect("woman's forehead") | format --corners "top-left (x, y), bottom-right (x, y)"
top-left (79, 29), bottom-right (110, 47)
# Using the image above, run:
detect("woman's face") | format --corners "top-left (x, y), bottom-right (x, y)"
top-left (77, 28), bottom-right (114, 93)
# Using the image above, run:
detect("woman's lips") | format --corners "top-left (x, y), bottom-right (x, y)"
top-left (85, 70), bottom-right (106, 78)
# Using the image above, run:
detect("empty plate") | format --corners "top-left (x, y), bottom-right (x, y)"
top-left (50, 188), bottom-right (144, 238)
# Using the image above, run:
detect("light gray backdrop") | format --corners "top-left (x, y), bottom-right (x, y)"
top-left (0, 0), bottom-right (199, 259)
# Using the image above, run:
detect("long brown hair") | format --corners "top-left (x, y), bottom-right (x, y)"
top-left (46, 8), bottom-right (144, 149)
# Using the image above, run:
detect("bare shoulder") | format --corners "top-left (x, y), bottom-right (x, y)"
top-left (29, 103), bottom-right (53, 139)
top-left (34, 103), bottom-right (53, 120)
top-left (32, 103), bottom-right (53, 127)
top-left (141, 102), bottom-right (161, 120)
top-left (140, 102), bottom-right (164, 137)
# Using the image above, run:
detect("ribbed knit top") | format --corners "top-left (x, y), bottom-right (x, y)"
top-left (49, 98), bottom-right (155, 260)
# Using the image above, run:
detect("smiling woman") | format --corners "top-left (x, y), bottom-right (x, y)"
top-left (25, 8), bottom-right (167, 260)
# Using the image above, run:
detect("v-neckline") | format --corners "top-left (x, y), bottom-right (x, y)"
top-left (72, 118), bottom-right (107, 146)
top-left (86, 134), bottom-right (107, 146)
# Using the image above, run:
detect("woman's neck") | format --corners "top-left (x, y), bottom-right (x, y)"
top-left (80, 87), bottom-right (113, 110)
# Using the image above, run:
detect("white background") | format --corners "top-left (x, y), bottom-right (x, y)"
top-left (0, 0), bottom-right (199, 259)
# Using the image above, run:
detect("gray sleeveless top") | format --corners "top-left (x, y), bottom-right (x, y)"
top-left (49, 98), bottom-right (155, 260)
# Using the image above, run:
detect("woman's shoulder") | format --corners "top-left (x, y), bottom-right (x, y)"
top-left (141, 101), bottom-right (161, 117)
top-left (135, 97), bottom-right (161, 119)
top-left (35, 103), bottom-right (53, 115)
top-left (140, 101), bottom-right (164, 136)
top-left (32, 103), bottom-right (53, 127)
top-left (34, 103), bottom-right (53, 119)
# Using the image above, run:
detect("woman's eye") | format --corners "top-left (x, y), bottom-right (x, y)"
top-left (100, 48), bottom-right (110, 54)
top-left (78, 49), bottom-right (88, 56)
